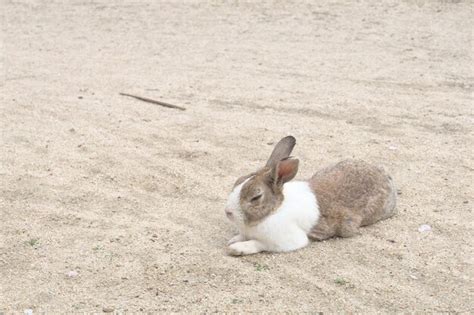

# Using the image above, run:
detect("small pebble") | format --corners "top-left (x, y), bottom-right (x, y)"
top-left (418, 224), bottom-right (432, 232)
top-left (102, 307), bottom-right (114, 313)
top-left (388, 145), bottom-right (398, 150)
top-left (409, 275), bottom-right (418, 280)
top-left (67, 270), bottom-right (79, 278)
top-left (24, 309), bottom-right (33, 315)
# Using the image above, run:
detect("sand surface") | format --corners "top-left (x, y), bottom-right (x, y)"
top-left (1, 0), bottom-right (473, 313)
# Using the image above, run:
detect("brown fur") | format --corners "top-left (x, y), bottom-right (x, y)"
top-left (233, 172), bottom-right (256, 188)
top-left (308, 159), bottom-right (397, 241)
top-left (265, 136), bottom-right (296, 168)
top-left (239, 167), bottom-right (284, 225)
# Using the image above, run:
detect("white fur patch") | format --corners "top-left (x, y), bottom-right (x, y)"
top-left (241, 181), bottom-right (319, 253)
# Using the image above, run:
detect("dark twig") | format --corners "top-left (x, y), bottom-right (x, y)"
top-left (119, 92), bottom-right (186, 111)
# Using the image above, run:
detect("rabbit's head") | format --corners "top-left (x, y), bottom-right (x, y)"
top-left (224, 136), bottom-right (299, 226)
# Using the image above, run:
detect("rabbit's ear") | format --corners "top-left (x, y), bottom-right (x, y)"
top-left (265, 136), bottom-right (296, 168)
top-left (269, 158), bottom-right (299, 188)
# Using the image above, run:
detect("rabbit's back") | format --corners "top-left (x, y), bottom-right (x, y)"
top-left (308, 159), bottom-right (396, 240)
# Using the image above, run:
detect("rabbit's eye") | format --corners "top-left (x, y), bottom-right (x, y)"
top-left (250, 194), bottom-right (262, 202)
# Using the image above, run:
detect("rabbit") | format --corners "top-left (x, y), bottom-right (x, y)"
top-left (224, 136), bottom-right (397, 256)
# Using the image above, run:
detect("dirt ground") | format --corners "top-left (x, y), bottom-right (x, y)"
top-left (1, 0), bottom-right (473, 313)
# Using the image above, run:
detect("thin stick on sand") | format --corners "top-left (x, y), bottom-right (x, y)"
top-left (119, 92), bottom-right (186, 111)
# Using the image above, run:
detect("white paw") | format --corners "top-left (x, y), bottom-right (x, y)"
top-left (227, 240), bottom-right (264, 256)
top-left (227, 242), bottom-right (246, 256)
top-left (227, 234), bottom-right (245, 245)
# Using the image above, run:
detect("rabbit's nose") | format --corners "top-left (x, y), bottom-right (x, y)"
top-left (225, 208), bottom-right (233, 218)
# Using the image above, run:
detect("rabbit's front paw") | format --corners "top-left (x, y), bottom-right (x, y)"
top-left (227, 240), bottom-right (265, 256)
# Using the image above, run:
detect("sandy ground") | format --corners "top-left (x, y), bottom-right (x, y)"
top-left (1, 0), bottom-right (473, 313)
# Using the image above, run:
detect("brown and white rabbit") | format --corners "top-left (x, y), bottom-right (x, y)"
top-left (224, 136), bottom-right (397, 256)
